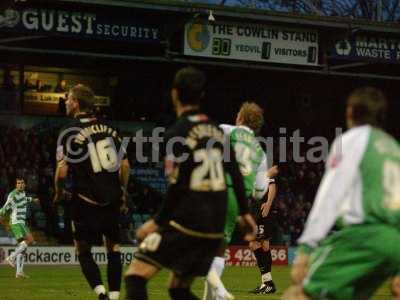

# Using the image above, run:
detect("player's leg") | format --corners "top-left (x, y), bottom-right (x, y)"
top-left (249, 240), bottom-right (264, 292)
top-left (72, 200), bottom-right (110, 299)
top-left (73, 218), bottom-right (108, 300)
top-left (15, 252), bottom-right (23, 277)
top-left (204, 194), bottom-right (237, 300)
top-left (125, 226), bottom-right (170, 300)
top-left (260, 239), bottom-right (275, 291)
top-left (75, 240), bottom-right (108, 299)
top-left (249, 238), bottom-right (275, 294)
top-left (16, 232), bottom-right (34, 277)
top-left (103, 205), bottom-right (124, 300)
top-left (15, 249), bottom-right (29, 279)
top-left (124, 258), bottom-right (160, 300)
top-left (104, 237), bottom-right (122, 300)
top-left (204, 243), bottom-right (233, 300)
top-left (7, 225), bottom-right (31, 268)
top-left (169, 273), bottom-right (198, 300)
top-left (249, 212), bottom-right (276, 294)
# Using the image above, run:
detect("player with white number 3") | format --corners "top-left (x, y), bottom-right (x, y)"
top-left (203, 102), bottom-right (278, 299)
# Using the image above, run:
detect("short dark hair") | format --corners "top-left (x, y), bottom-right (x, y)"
top-left (70, 84), bottom-right (95, 112)
top-left (172, 66), bottom-right (206, 105)
top-left (347, 87), bottom-right (387, 127)
top-left (15, 177), bottom-right (24, 183)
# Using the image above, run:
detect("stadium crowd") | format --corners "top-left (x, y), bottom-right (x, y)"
top-left (0, 124), bottom-right (323, 246)
top-left (0, 126), bottom-right (58, 238)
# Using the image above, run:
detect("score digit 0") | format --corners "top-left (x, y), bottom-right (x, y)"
top-left (212, 38), bottom-right (231, 56)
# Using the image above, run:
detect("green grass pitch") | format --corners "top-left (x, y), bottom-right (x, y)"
top-left (0, 265), bottom-right (391, 299)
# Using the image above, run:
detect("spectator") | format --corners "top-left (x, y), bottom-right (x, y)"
top-left (58, 97), bottom-right (66, 115)
top-left (54, 79), bottom-right (67, 93)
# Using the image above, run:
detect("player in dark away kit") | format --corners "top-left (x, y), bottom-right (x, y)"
top-left (54, 84), bottom-right (130, 300)
top-left (124, 67), bottom-right (257, 300)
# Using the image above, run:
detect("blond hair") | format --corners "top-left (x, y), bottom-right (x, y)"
top-left (238, 101), bottom-right (264, 133)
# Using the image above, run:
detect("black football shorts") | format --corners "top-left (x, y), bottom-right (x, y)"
top-left (134, 226), bottom-right (222, 277)
top-left (71, 199), bottom-right (120, 245)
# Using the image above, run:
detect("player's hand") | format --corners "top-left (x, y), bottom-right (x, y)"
top-left (267, 165), bottom-right (279, 178)
top-left (136, 219), bottom-right (159, 242)
top-left (238, 213), bottom-right (257, 242)
top-left (0, 216), bottom-right (10, 231)
top-left (291, 253), bottom-right (310, 285)
top-left (120, 201), bottom-right (129, 214)
top-left (64, 190), bottom-right (73, 202)
top-left (120, 203), bottom-right (129, 214)
top-left (391, 276), bottom-right (400, 299)
top-left (53, 190), bottom-right (63, 205)
top-left (53, 190), bottom-right (72, 206)
top-left (120, 194), bottom-right (129, 214)
top-left (261, 202), bottom-right (271, 218)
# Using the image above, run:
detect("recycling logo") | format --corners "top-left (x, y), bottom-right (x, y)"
top-left (335, 40), bottom-right (352, 56)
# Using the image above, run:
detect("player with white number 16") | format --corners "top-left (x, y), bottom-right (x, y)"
top-left (54, 84), bottom-right (130, 300)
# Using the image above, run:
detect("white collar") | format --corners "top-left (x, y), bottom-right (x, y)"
top-left (237, 125), bottom-right (254, 133)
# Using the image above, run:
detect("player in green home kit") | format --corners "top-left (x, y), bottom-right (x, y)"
top-left (284, 87), bottom-right (400, 300)
top-left (0, 178), bottom-right (39, 279)
top-left (203, 102), bottom-right (270, 300)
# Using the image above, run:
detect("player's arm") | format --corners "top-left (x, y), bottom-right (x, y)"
top-left (54, 160), bottom-right (68, 204)
top-left (0, 195), bottom-right (14, 226)
top-left (0, 204), bottom-right (7, 217)
top-left (152, 153), bottom-right (178, 225)
top-left (119, 158), bottom-right (130, 213)
top-left (114, 131), bottom-right (130, 212)
top-left (297, 137), bottom-right (366, 252)
top-left (144, 130), bottom-right (181, 241)
top-left (119, 158), bottom-right (130, 191)
top-left (392, 276), bottom-right (400, 299)
top-left (0, 194), bottom-right (14, 216)
top-left (292, 132), bottom-right (369, 284)
top-left (53, 134), bottom-right (69, 205)
top-left (261, 178), bottom-right (277, 218)
top-left (26, 196), bottom-right (40, 204)
top-left (0, 211), bottom-right (8, 229)
top-left (138, 156), bottom-right (177, 242)
top-left (253, 154), bottom-right (270, 200)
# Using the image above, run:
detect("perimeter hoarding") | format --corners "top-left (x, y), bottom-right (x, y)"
top-left (0, 246), bottom-right (288, 266)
